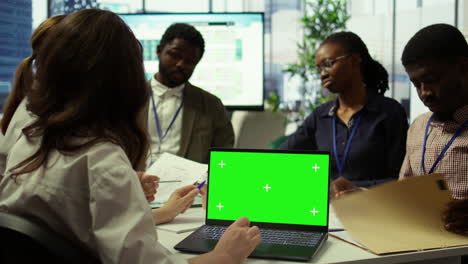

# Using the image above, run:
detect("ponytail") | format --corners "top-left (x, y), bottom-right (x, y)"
top-left (361, 56), bottom-right (389, 95)
top-left (321, 31), bottom-right (390, 95)
top-left (1, 56), bottom-right (34, 134)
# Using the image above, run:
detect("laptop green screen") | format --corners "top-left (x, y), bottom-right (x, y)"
top-left (206, 150), bottom-right (329, 226)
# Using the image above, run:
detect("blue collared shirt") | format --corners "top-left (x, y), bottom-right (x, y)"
top-left (280, 93), bottom-right (408, 187)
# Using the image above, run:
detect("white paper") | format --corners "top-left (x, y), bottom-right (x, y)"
top-left (146, 152), bottom-right (207, 203)
top-left (329, 206), bottom-right (345, 231)
top-left (156, 208), bottom-right (205, 233)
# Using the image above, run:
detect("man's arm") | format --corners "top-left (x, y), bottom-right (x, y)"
top-left (398, 113), bottom-right (425, 180)
top-left (211, 98), bottom-right (234, 148)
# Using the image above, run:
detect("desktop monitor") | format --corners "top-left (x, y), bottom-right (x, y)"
top-left (120, 13), bottom-right (265, 110)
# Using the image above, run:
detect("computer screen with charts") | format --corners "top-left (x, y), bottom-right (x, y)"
top-left (207, 149), bottom-right (330, 226)
top-left (120, 13), bottom-right (264, 110)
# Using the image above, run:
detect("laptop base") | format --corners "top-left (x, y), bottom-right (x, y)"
top-left (174, 226), bottom-right (328, 262)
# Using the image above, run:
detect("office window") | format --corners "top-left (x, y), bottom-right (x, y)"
top-left (146, 0), bottom-right (209, 12)
top-left (32, 0), bottom-right (47, 28)
top-left (0, 0), bottom-right (327, 113)
top-left (349, 0), bottom-right (374, 15)
top-left (0, 0), bottom-right (32, 111)
top-left (50, 0), bottom-right (99, 16)
top-left (397, 0), bottom-right (418, 11)
top-left (265, 0), bottom-right (302, 103)
top-left (212, 0), bottom-right (243, 12)
top-left (50, 0), bottom-right (143, 15)
top-left (97, 0), bottom-right (142, 13)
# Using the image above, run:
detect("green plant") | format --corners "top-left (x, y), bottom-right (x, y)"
top-left (284, 0), bottom-right (349, 112)
top-left (266, 92), bottom-right (280, 112)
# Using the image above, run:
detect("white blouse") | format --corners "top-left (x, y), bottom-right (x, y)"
top-left (0, 134), bottom-right (186, 264)
top-left (0, 99), bottom-right (34, 175)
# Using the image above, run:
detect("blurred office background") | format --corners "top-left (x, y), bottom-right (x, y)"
top-left (1, 0), bottom-right (467, 123)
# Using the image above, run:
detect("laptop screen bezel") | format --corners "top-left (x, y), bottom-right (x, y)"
top-left (205, 148), bottom-right (330, 233)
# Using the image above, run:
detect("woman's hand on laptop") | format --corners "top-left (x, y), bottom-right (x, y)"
top-left (152, 185), bottom-right (199, 224)
top-left (189, 217), bottom-right (261, 264)
top-left (213, 217), bottom-right (261, 262)
top-left (136, 171), bottom-right (159, 202)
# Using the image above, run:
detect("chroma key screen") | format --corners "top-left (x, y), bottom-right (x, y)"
top-left (206, 150), bottom-right (330, 226)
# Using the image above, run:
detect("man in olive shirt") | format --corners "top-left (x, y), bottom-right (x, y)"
top-left (144, 23), bottom-right (234, 166)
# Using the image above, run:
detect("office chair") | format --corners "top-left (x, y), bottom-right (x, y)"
top-left (231, 110), bottom-right (287, 149)
top-left (0, 212), bottom-right (101, 264)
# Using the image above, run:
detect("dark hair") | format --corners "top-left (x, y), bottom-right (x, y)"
top-left (320, 31), bottom-right (389, 95)
top-left (402, 23), bottom-right (468, 66)
top-left (12, 9), bottom-right (149, 175)
top-left (159, 23), bottom-right (205, 59)
top-left (1, 15), bottom-right (66, 134)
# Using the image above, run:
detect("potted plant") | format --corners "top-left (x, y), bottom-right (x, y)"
top-left (283, 0), bottom-right (350, 115)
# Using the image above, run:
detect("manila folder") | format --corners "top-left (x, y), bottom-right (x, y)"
top-left (332, 174), bottom-right (468, 254)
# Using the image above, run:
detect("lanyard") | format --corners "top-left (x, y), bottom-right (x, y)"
top-left (420, 116), bottom-right (468, 174)
top-left (332, 113), bottom-right (363, 176)
top-left (150, 91), bottom-right (184, 144)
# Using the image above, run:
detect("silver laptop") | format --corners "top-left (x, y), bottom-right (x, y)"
top-left (175, 148), bottom-right (330, 261)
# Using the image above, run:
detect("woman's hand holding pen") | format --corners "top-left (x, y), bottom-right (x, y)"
top-left (199, 183), bottom-right (208, 209)
top-left (136, 171), bottom-right (159, 202)
top-left (153, 185), bottom-right (199, 224)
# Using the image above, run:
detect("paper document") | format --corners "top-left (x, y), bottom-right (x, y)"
top-left (146, 153), bottom-right (207, 203)
top-left (150, 195), bottom-right (203, 209)
top-left (156, 208), bottom-right (205, 233)
top-left (328, 206), bottom-right (345, 231)
top-left (332, 174), bottom-right (468, 255)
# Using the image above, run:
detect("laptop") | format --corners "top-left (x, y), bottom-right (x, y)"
top-left (174, 148), bottom-right (330, 261)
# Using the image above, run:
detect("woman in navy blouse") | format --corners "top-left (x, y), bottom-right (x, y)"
top-left (281, 31), bottom-right (408, 189)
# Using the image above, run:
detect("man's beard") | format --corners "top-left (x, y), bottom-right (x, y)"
top-left (159, 65), bottom-right (187, 87)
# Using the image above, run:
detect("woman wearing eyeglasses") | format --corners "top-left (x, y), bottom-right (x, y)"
top-left (281, 31), bottom-right (408, 195)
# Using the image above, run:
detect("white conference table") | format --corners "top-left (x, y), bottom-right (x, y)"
top-left (157, 208), bottom-right (468, 264)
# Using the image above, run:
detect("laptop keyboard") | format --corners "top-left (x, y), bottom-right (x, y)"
top-left (197, 225), bottom-right (324, 247)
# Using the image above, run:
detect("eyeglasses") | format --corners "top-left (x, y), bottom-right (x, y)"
top-left (316, 54), bottom-right (350, 74)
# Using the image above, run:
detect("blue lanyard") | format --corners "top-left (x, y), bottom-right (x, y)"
top-left (332, 113), bottom-right (364, 176)
top-left (420, 116), bottom-right (468, 174)
top-left (150, 91), bottom-right (184, 144)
